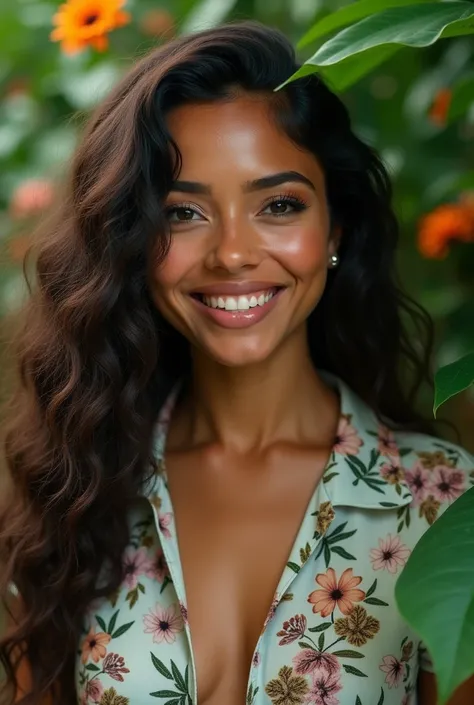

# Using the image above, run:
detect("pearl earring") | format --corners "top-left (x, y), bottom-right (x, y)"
top-left (329, 253), bottom-right (339, 268)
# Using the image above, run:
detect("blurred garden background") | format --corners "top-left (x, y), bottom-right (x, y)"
top-left (0, 0), bottom-right (473, 448)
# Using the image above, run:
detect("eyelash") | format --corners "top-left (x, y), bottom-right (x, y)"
top-left (165, 193), bottom-right (309, 222)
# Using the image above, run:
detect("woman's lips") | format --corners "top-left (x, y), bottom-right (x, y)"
top-left (190, 287), bottom-right (284, 329)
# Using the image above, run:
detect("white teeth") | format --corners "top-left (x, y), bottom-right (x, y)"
top-left (225, 297), bottom-right (237, 311)
top-left (199, 289), bottom-right (277, 310)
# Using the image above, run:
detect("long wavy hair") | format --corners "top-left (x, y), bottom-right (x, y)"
top-left (0, 20), bottom-right (435, 705)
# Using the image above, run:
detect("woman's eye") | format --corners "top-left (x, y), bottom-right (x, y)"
top-left (261, 198), bottom-right (306, 216)
top-left (167, 207), bottom-right (201, 223)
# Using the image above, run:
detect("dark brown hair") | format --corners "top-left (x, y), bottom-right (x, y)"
top-left (0, 20), bottom-right (434, 704)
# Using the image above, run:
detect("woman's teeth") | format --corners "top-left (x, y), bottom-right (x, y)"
top-left (201, 290), bottom-right (275, 311)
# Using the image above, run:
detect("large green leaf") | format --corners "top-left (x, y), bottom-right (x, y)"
top-left (281, 2), bottom-right (474, 88)
top-left (433, 352), bottom-right (474, 416)
top-left (310, 44), bottom-right (400, 92)
top-left (396, 487), bottom-right (474, 703)
top-left (297, 0), bottom-right (437, 49)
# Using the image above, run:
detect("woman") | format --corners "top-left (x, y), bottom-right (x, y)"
top-left (0, 20), bottom-right (472, 705)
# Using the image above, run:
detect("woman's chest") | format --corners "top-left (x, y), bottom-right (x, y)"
top-left (76, 498), bottom-right (421, 705)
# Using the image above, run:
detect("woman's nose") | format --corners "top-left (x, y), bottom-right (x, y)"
top-left (204, 213), bottom-right (262, 273)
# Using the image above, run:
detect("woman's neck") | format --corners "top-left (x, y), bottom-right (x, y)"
top-left (169, 324), bottom-right (339, 454)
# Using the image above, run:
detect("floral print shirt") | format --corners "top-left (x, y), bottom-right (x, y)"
top-left (76, 374), bottom-right (474, 705)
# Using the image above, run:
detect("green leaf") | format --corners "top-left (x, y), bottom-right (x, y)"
top-left (327, 530), bottom-right (357, 545)
top-left (111, 621), bottom-right (134, 639)
top-left (434, 353), bottom-right (474, 416)
top-left (331, 545), bottom-right (356, 560)
top-left (318, 632), bottom-right (325, 651)
top-left (377, 688), bottom-right (385, 705)
top-left (171, 660), bottom-right (188, 694)
top-left (379, 502), bottom-right (399, 508)
top-left (149, 691), bottom-right (182, 698)
top-left (447, 74), bottom-right (474, 123)
top-left (150, 653), bottom-right (173, 680)
top-left (297, 0), bottom-right (436, 48)
top-left (85, 663), bottom-right (100, 672)
top-left (308, 622), bottom-right (332, 632)
top-left (333, 650), bottom-right (365, 658)
top-left (287, 561), bottom-right (300, 574)
top-left (324, 542), bottom-right (331, 567)
top-left (356, 697), bottom-right (362, 705)
top-left (95, 615), bottom-right (107, 633)
top-left (365, 579), bottom-right (377, 598)
top-left (327, 522), bottom-right (348, 539)
top-left (281, 2), bottom-right (474, 89)
top-left (343, 664), bottom-right (368, 677)
top-left (323, 471), bottom-right (339, 483)
top-left (107, 610), bottom-right (119, 636)
top-left (364, 597), bottom-right (389, 606)
top-left (395, 487), bottom-right (474, 704)
top-left (298, 641), bottom-right (316, 650)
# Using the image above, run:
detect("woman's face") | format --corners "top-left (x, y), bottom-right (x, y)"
top-left (149, 95), bottom-right (339, 367)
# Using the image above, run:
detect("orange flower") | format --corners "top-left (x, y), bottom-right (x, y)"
top-left (50, 0), bottom-right (131, 55)
top-left (81, 626), bottom-right (111, 663)
top-left (418, 200), bottom-right (474, 258)
top-left (429, 88), bottom-right (452, 126)
top-left (9, 178), bottom-right (54, 220)
top-left (139, 9), bottom-right (175, 39)
top-left (308, 567), bottom-right (365, 617)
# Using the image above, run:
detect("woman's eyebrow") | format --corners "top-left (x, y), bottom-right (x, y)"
top-left (170, 171), bottom-right (316, 195)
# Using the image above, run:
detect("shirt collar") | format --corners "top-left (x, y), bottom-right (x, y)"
top-left (145, 372), bottom-right (412, 511)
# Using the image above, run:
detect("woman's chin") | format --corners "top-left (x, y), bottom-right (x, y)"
top-left (196, 336), bottom-right (277, 368)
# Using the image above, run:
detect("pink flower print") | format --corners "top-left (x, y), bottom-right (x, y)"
top-left (277, 614), bottom-right (307, 646)
top-left (102, 653), bottom-right (130, 682)
top-left (159, 513), bottom-right (173, 539)
top-left (146, 550), bottom-right (169, 582)
top-left (379, 655), bottom-right (405, 688)
top-left (83, 679), bottom-right (104, 703)
top-left (143, 603), bottom-right (184, 644)
top-left (380, 461), bottom-right (405, 485)
top-left (378, 426), bottom-right (399, 460)
top-left (122, 547), bottom-right (153, 590)
top-left (308, 568), bottom-right (365, 617)
top-left (405, 462), bottom-right (431, 505)
top-left (263, 595), bottom-right (279, 629)
top-left (293, 649), bottom-right (340, 677)
top-left (370, 534), bottom-right (411, 574)
top-left (252, 651), bottom-right (261, 667)
top-left (304, 670), bottom-right (342, 705)
top-left (430, 466), bottom-right (465, 503)
top-left (333, 416), bottom-right (363, 456)
top-left (179, 601), bottom-right (188, 625)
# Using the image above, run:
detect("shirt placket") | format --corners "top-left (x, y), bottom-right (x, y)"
top-left (149, 473), bottom-right (198, 704)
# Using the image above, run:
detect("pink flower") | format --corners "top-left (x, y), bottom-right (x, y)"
top-left (405, 463), bottom-right (431, 504)
top-left (277, 614), bottom-right (307, 645)
top-left (333, 416), bottom-right (363, 456)
top-left (102, 653), bottom-right (130, 682)
top-left (380, 462), bottom-right (404, 485)
top-left (379, 655), bottom-right (405, 688)
top-left (143, 603), bottom-right (184, 644)
top-left (253, 651), bottom-right (261, 667)
top-left (146, 550), bottom-right (169, 582)
top-left (159, 513), bottom-right (173, 539)
top-left (304, 670), bottom-right (342, 705)
top-left (308, 568), bottom-right (365, 617)
top-left (179, 601), bottom-right (188, 625)
top-left (370, 535), bottom-right (411, 574)
top-left (378, 426), bottom-right (399, 460)
top-left (122, 547), bottom-right (153, 590)
top-left (293, 649), bottom-right (340, 677)
top-left (430, 466), bottom-right (465, 503)
top-left (83, 678), bottom-right (104, 703)
top-left (264, 596), bottom-right (279, 629)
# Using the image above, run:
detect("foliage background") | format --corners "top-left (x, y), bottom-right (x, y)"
top-left (0, 0), bottom-right (473, 448)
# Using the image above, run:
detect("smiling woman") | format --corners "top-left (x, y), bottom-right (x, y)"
top-left (0, 20), bottom-right (473, 705)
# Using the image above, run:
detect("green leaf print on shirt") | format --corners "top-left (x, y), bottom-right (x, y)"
top-left (313, 521), bottom-right (357, 568)
top-left (150, 654), bottom-right (192, 704)
top-left (246, 682), bottom-right (259, 705)
top-left (345, 449), bottom-right (388, 494)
